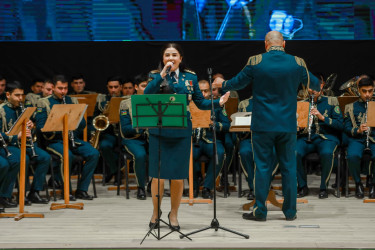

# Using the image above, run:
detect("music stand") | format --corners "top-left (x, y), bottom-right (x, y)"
top-left (131, 94), bottom-right (192, 244)
top-left (0, 107), bottom-right (44, 221)
top-left (41, 104), bottom-right (87, 210)
top-left (71, 94), bottom-right (98, 142)
top-left (181, 68), bottom-right (249, 240)
top-left (181, 101), bottom-right (212, 205)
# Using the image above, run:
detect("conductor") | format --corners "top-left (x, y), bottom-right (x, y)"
top-left (213, 31), bottom-right (320, 221)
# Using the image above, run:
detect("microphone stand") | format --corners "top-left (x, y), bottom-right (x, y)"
top-left (180, 68), bottom-right (249, 240)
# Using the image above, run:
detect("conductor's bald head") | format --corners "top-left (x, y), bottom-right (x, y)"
top-left (265, 31), bottom-right (285, 51)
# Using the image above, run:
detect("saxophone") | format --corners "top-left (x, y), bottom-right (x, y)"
top-left (90, 101), bottom-right (110, 149)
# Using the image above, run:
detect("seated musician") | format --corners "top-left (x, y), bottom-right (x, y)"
top-left (0, 155), bottom-right (11, 212)
top-left (192, 79), bottom-right (229, 199)
top-left (296, 82), bottom-right (343, 199)
top-left (0, 75), bottom-right (6, 102)
top-left (69, 74), bottom-right (95, 95)
top-left (344, 77), bottom-right (375, 199)
top-left (94, 76), bottom-right (123, 184)
top-left (121, 78), bottom-right (135, 96)
top-left (35, 75), bottom-right (99, 200)
top-left (0, 81), bottom-right (51, 205)
top-left (119, 73), bottom-right (148, 200)
top-left (24, 79), bottom-right (44, 107)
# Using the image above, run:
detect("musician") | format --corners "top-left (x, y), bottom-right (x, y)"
top-left (122, 79), bottom-right (135, 96)
top-left (344, 77), bottom-right (375, 199)
top-left (94, 76), bottom-right (123, 184)
top-left (213, 31), bottom-right (320, 221)
top-left (69, 74), bottom-right (95, 95)
top-left (192, 80), bottom-right (229, 199)
top-left (296, 82), bottom-right (343, 199)
top-left (0, 75), bottom-right (7, 102)
top-left (35, 75), bottom-right (99, 200)
top-left (24, 79), bottom-right (44, 107)
top-left (0, 156), bottom-right (10, 212)
top-left (119, 73), bottom-right (148, 200)
top-left (0, 81), bottom-right (50, 204)
top-left (145, 43), bottom-right (229, 230)
top-left (42, 80), bottom-right (54, 98)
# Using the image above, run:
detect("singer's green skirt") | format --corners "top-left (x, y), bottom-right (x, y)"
top-left (148, 134), bottom-right (190, 180)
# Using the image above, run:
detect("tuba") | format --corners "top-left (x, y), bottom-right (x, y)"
top-left (90, 102), bottom-right (110, 149)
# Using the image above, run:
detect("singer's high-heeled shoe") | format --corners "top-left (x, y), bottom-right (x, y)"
top-left (168, 212), bottom-right (180, 231)
top-left (149, 210), bottom-right (162, 229)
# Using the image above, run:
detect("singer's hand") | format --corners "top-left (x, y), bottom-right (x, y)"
top-left (213, 77), bottom-right (225, 89)
top-left (219, 92), bottom-right (230, 106)
top-left (160, 62), bottom-right (174, 78)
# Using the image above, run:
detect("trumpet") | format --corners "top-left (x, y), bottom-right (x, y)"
top-left (306, 94), bottom-right (315, 143)
top-left (90, 101), bottom-right (110, 149)
top-left (364, 99), bottom-right (371, 153)
top-left (62, 96), bottom-right (77, 149)
top-left (19, 103), bottom-right (38, 158)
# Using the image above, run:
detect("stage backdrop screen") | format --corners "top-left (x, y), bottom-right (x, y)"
top-left (0, 0), bottom-right (374, 41)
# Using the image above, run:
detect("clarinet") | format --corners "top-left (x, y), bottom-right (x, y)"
top-left (19, 103), bottom-right (38, 158)
top-left (62, 96), bottom-right (77, 149)
top-left (306, 94), bottom-right (315, 143)
top-left (194, 128), bottom-right (202, 147)
top-left (0, 133), bottom-right (12, 157)
top-left (364, 99), bottom-right (371, 153)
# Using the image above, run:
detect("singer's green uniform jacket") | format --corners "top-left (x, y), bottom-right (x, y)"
top-left (145, 69), bottom-right (220, 179)
top-left (344, 98), bottom-right (375, 184)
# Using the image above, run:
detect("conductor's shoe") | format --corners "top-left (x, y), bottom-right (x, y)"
top-left (355, 182), bottom-right (364, 199)
top-left (286, 215), bottom-right (297, 221)
top-left (137, 187), bottom-right (146, 200)
top-left (297, 186), bottom-right (309, 198)
top-left (318, 189), bottom-right (328, 199)
top-left (27, 191), bottom-right (48, 204)
top-left (247, 190), bottom-right (255, 200)
top-left (242, 212), bottom-right (266, 221)
top-left (369, 185), bottom-right (375, 199)
top-left (202, 187), bottom-right (212, 199)
top-left (0, 197), bottom-right (17, 208)
top-left (75, 190), bottom-right (94, 200)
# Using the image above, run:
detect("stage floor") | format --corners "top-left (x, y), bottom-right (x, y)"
top-left (1, 175), bottom-right (374, 249)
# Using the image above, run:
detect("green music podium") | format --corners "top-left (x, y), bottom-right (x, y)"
top-left (132, 94), bottom-right (191, 244)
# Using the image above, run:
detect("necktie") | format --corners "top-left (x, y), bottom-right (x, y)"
top-left (170, 72), bottom-right (177, 84)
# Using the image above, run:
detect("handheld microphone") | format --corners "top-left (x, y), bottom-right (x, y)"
top-left (166, 63), bottom-right (173, 74)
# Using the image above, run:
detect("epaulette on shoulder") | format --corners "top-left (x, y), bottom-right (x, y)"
top-left (97, 93), bottom-right (106, 103)
top-left (238, 98), bottom-right (250, 111)
top-left (36, 97), bottom-right (49, 108)
top-left (344, 102), bottom-right (354, 114)
top-left (150, 70), bottom-right (160, 74)
top-left (71, 97), bottom-right (79, 104)
top-left (294, 56), bottom-right (307, 68)
top-left (120, 98), bottom-right (131, 111)
top-left (184, 69), bottom-right (196, 75)
top-left (0, 102), bottom-right (6, 111)
top-left (247, 54), bottom-right (262, 66)
top-left (327, 96), bottom-right (339, 106)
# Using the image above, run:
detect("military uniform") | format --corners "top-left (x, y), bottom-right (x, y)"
top-left (344, 99), bottom-right (375, 190)
top-left (25, 92), bottom-right (42, 107)
top-left (35, 94), bottom-right (99, 194)
top-left (94, 94), bottom-right (123, 179)
top-left (145, 69), bottom-right (221, 179)
top-left (0, 101), bottom-right (50, 200)
top-left (119, 98), bottom-right (148, 189)
top-left (222, 46), bottom-right (320, 219)
top-left (296, 96), bottom-right (343, 194)
top-left (192, 107), bottom-right (229, 192)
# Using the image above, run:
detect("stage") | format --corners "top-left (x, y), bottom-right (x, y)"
top-left (0, 175), bottom-right (374, 249)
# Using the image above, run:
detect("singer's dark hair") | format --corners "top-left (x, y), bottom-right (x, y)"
top-left (158, 43), bottom-right (187, 72)
top-left (6, 81), bottom-right (24, 94)
top-left (358, 77), bottom-right (374, 88)
top-left (52, 75), bottom-right (68, 85)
